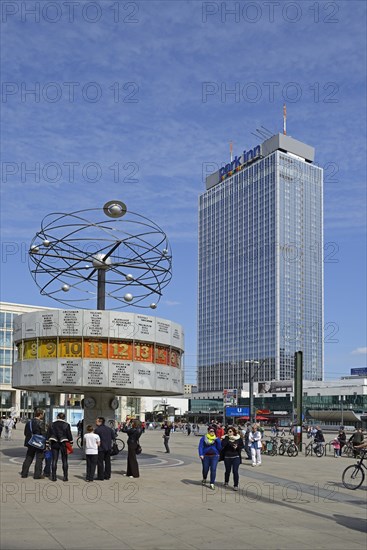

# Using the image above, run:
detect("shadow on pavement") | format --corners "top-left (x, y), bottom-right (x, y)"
top-left (0, 446), bottom-right (25, 458)
top-left (180, 478), bottom-right (204, 486)
top-left (326, 479), bottom-right (367, 492)
top-left (333, 515), bottom-right (367, 532)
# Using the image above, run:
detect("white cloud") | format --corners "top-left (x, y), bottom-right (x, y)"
top-left (351, 347), bottom-right (367, 355)
top-left (165, 300), bottom-right (180, 306)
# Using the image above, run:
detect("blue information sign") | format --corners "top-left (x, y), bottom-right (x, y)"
top-left (225, 407), bottom-right (250, 417)
top-left (351, 367), bottom-right (367, 376)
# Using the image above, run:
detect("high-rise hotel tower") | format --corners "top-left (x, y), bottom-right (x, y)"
top-left (198, 134), bottom-right (323, 392)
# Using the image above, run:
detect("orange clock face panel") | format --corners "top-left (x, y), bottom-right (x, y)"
top-left (84, 339), bottom-right (108, 358)
top-left (133, 342), bottom-right (153, 362)
top-left (155, 346), bottom-right (169, 365)
top-left (108, 341), bottom-right (133, 360)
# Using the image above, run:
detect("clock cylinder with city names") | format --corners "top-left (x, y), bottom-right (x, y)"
top-left (12, 310), bottom-right (184, 396)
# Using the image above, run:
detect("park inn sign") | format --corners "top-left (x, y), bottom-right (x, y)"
top-left (219, 144), bottom-right (261, 182)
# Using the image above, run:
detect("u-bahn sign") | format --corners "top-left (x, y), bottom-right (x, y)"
top-left (225, 407), bottom-right (250, 417)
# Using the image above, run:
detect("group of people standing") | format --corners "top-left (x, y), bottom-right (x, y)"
top-left (80, 417), bottom-right (143, 480)
top-left (20, 411), bottom-right (143, 481)
top-left (21, 410), bottom-right (75, 481)
top-left (198, 423), bottom-right (263, 490)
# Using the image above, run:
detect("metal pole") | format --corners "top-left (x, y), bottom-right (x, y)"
top-left (249, 362), bottom-right (254, 423)
top-left (294, 351), bottom-right (303, 450)
top-left (341, 396), bottom-right (344, 426)
top-left (97, 269), bottom-right (106, 310)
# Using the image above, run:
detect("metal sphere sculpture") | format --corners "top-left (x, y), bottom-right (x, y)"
top-left (28, 201), bottom-right (172, 310)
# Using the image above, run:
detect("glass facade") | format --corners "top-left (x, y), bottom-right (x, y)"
top-left (0, 311), bottom-right (13, 388)
top-left (198, 145), bottom-right (323, 392)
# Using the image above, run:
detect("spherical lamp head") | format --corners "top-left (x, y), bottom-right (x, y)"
top-left (103, 200), bottom-right (127, 218)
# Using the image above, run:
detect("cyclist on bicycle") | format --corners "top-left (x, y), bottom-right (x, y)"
top-left (313, 426), bottom-right (325, 452)
top-left (349, 428), bottom-right (364, 458)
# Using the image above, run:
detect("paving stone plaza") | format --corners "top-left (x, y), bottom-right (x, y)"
top-left (0, 427), bottom-right (366, 549)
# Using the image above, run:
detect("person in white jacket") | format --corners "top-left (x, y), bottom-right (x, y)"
top-left (248, 423), bottom-right (262, 466)
top-left (4, 417), bottom-right (14, 440)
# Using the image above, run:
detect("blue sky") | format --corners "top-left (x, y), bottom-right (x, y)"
top-left (1, 0), bottom-right (366, 382)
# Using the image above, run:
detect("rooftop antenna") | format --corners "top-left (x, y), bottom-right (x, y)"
top-left (250, 129), bottom-right (267, 140)
top-left (283, 103), bottom-right (287, 135)
top-left (260, 125), bottom-right (273, 137)
top-left (230, 141), bottom-right (233, 162)
top-left (255, 128), bottom-right (269, 139)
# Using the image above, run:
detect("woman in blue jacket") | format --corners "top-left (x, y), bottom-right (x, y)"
top-left (198, 426), bottom-right (222, 489)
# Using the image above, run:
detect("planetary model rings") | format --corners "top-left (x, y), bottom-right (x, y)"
top-left (28, 201), bottom-right (172, 310)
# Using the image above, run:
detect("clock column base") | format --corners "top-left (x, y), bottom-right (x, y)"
top-left (82, 392), bottom-right (119, 434)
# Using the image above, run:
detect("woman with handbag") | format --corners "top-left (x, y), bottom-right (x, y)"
top-left (20, 409), bottom-right (46, 479)
top-left (121, 419), bottom-right (142, 478)
top-left (47, 412), bottom-right (73, 481)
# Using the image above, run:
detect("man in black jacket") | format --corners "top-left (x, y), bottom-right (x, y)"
top-left (47, 412), bottom-right (73, 481)
top-left (94, 417), bottom-right (115, 480)
top-left (20, 409), bottom-right (46, 479)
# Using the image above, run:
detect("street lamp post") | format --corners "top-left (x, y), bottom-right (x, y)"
top-left (339, 395), bottom-right (345, 426)
top-left (244, 360), bottom-right (260, 423)
top-left (207, 407), bottom-right (216, 426)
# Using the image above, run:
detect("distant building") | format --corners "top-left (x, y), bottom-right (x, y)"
top-left (184, 384), bottom-right (198, 394)
top-left (188, 377), bottom-right (367, 427)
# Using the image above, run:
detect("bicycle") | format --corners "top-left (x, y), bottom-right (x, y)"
top-left (342, 449), bottom-right (367, 490)
top-left (287, 442), bottom-right (299, 457)
top-left (342, 441), bottom-right (356, 458)
top-left (305, 438), bottom-right (325, 457)
top-left (114, 438), bottom-right (125, 452)
top-left (263, 437), bottom-right (278, 456)
top-left (278, 438), bottom-right (299, 457)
